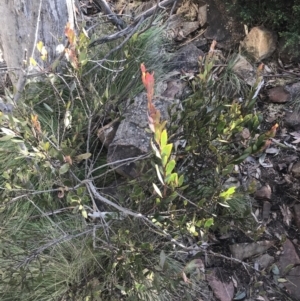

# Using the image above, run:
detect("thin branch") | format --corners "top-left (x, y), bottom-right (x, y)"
top-left (86, 181), bottom-right (209, 252)
top-left (93, 0), bottom-right (126, 30)
top-left (88, 153), bottom-right (151, 177)
top-left (89, 0), bottom-right (176, 47)
top-left (85, 16), bottom-right (145, 76)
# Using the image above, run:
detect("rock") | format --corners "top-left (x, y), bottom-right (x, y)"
top-left (267, 86), bottom-right (290, 103)
top-left (229, 241), bottom-right (274, 260)
top-left (107, 93), bottom-right (178, 178)
top-left (232, 54), bottom-right (256, 86)
top-left (257, 254), bottom-right (274, 269)
top-left (192, 38), bottom-right (208, 49)
top-left (206, 268), bottom-right (234, 301)
top-left (254, 184), bottom-right (272, 201)
top-left (97, 119), bottom-right (120, 148)
top-left (284, 110), bottom-right (300, 131)
top-left (167, 14), bottom-right (199, 41)
top-left (240, 27), bottom-right (277, 62)
top-left (278, 239), bottom-right (300, 300)
top-left (291, 162), bottom-right (300, 178)
top-left (204, 0), bottom-right (230, 42)
top-left (169, 43), bottom-right (204, 71)
top-left (285, 81), bottom-right (300, 100)
top-left (294, 204), bottom-right (300, 231)
top-left (198, 2), bottom-right (207, 27)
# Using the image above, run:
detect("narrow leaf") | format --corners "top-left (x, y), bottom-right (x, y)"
top-left (1, 128), bottom-right (15, 136)
top-left (159, 250), bottom-right (166, 269)
top-left (153, 183), bottom-right (163, 198)
top-left (151, 139), bottom-right (161, 159)
top-left (160, 129), bottom-right (168, 148)
top-left (155, 164), bottom-right (164, 185)
top-left (0, 135), bottom-right (15, 141)
top-left (74, 153), bottom-right (91, 162)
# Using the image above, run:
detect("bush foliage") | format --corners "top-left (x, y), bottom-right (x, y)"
top-left (226, 0), bottom-right (300, 54)
top-left (0, 18), bottom-right (273, 300)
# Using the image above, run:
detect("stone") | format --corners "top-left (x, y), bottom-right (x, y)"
top-left (192, 38), bottom-right (208, 49)
top-left (229, 241), bottom-right (274, 260)
top-left (169, 43), bottom-right (204, 71)
top-left (267, 86), bottom-right (290, 103)
top-left (240, 26), bottom-right (277, 62)
top-left (204, 0), bottom-right (230, 42)
top-left (278, 239), bottom-right (300, 300)
top-left (285, 110), bottom-right (300, 131)
top-left (107, 93), bottom-right (178, 178)
top-left (291, 162), bottom-right (300, 178)
top-left (198, 2), bottom-right (207, 27)
top-left (232, 54), bottom-right (256, 86)
top-left (285, 81), bottom-right (300, 100)
top-left (167, 14), bottom-right (199, 41)
top-left (254, 184), bottom-right (272, 201)
top-left (97, 119), bottom-right (120, 149)
top-left (257, 254), bottom-right (274, 269)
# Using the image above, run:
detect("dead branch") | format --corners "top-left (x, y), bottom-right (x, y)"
top-left (89, 0), bottom-right (176, 47)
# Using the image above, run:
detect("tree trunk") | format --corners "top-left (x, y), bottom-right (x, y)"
top-left (0, 0), bottom-right (75, 86)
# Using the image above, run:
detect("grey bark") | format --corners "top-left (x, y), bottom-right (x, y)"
top-left (0, 0), bottom-right (74, 87)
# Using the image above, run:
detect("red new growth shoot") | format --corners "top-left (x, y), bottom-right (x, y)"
top-left (141, 63), bottom-right (154, 103)
top-left (140, 63), bottom-right (160, 132)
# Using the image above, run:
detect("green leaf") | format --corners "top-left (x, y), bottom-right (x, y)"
top-left (11, 138), bottom-right (24, 143)
top-left (74, 153), bottom-right (91, 162)
top-left (204, 218), bottom-right (214, 228)
top-left (43, 103), bottom-right (54, 112)
top-left (161, 144), bottom-right (172, 166)
top-left (232, 152), bottom-right (251, 164)
top-left (165, 160), bottom-right (176, 176)
top-left (165, 173), bottom-right (177, 185)
top-left (222, 164), bottom-right (234, 176)
top-left (220, 187), bottom-right (236, 200)
top-left (0, 135), bottom-right (15, 141)
top-left (59, 163), bottom-right (70, 174)
top-left (178, 174), bottom-right (184, 186)
top-left (160, 129), bottom-right (168, 148)
top-left (153, 183), bottom-right (163, 198)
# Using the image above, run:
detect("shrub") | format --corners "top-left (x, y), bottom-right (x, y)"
top-left (226, 0), bottom-right (300, 55)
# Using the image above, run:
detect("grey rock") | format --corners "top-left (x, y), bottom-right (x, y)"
top-left (232, 54), bottom-right (256, 86)
top-left (107, 93), bottom-right (177, 178)
top-left (170, 43), bottom-right (204, 71)
top-left (204, 0), bottom-right (230, 42)
top-left (257, 253), bottom-right (274, 269)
